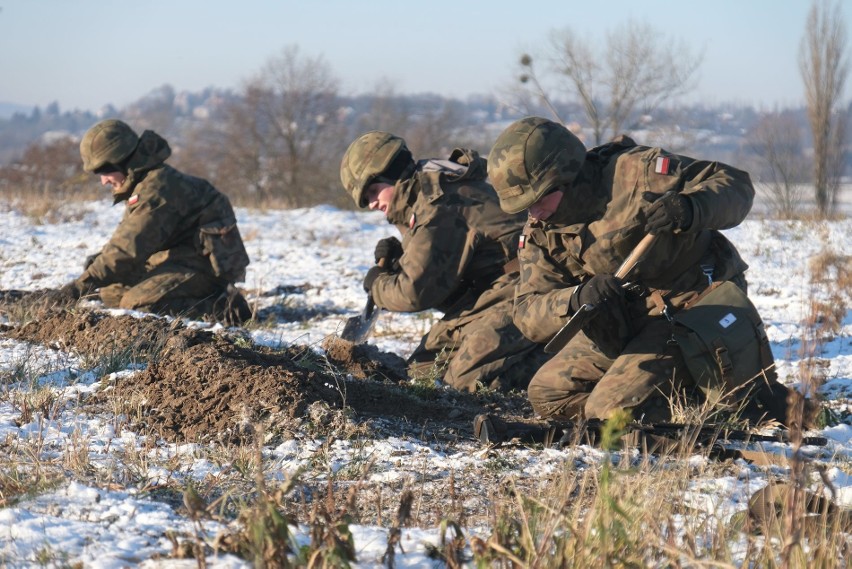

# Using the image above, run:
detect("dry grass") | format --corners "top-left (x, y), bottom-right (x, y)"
top-left (0, 221), bottom-right (849, 567)
top-left (0, 184), bottom-right (102, 224)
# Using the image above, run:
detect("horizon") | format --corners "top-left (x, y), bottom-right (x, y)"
top-left (1, 0), bottom-right (846, 115)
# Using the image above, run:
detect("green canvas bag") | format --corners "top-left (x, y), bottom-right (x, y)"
top-left (672, 281), bottom-right (776, 399)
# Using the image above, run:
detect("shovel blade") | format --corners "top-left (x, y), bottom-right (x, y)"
top-left (340, 295), bottom-right (381, 343)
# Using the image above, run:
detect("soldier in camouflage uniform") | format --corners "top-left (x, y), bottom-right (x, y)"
top-left (340, 131), bottom-right (551, 392)
top-left (60, 119), bottom-right (251, 324)
top-left (487, 117), bottom-right (801, 424)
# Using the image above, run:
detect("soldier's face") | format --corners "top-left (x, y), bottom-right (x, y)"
top-left (528, 189), bottom-right (564, 222)
top-left (99, 171), bottom-right (126, 188)
top-left (364, 182), bottom-right (396, 218)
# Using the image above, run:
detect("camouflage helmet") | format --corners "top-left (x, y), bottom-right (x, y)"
top-left (487, 117), bottom-right (586, 214)
top-left (80, 119), bottom-right (139, 173)
top-left (340, 131), bottom-right (409, 208)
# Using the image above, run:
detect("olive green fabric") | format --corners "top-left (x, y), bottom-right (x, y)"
top-left (98, 263), bottom-right (243, 321)
top-left (514, 131), bottom-right (767, 420)
top-left (80, 119), bottom-right (140, 173)
top-left (340, 131), bottom-right (408, 208)
top-left (671, 280), bottom-right (774, 399)
top-left (367, 147), bottom-right (549, 392)
top-left (75, 128), bottom-right (250, 322)
top-left (527, 322), bottom-right (697, 422)
top-left (487, 117), bottom-right (586, 214)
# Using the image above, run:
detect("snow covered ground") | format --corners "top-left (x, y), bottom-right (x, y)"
top-left (0, 199), bottom-right (850, 567)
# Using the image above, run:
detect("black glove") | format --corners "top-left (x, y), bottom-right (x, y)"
top-left (58, 281), bottom-right (83, 300)
top-left (570, 274), bottom-right (625, 311)
top-left (582, 296), bottom-right (634, 359)
top-left (644, 191), bottom-right (694, 234)
top-left (362, 264), bottom-right (390, 293)
top-left (83, 253), bottom-right (100, 270)
top-left (374, 237), bottom-right (403, 264)
top-left (42, 281), bottom-right (86, 305)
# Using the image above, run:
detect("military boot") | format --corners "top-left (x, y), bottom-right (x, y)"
top-left (212, 285), bottom-right (252, 326)
top-left (746, 382), bottom-right (824, 430)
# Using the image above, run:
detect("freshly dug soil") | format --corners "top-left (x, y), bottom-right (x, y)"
top-left (5, 303), bottom-right (529, 444)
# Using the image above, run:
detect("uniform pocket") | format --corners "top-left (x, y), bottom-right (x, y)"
top-left (199, 222), bottom-right (250, 283)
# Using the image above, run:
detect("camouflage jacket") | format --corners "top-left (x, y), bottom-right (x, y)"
top-left (371, 148), bottom-right (526, 315)
top-left (79, 130), bottom-right (249, 290)
top-left (515, 136), bottom-right (753, 343)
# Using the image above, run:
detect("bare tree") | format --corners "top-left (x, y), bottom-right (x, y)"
top-left (0, 136), bottom-right (98, 213)
top-left (517, 54), bottom-right (566, 124)
top-left (352, 88), bottom-right (468, 160)
top-left (519, 20), bottom-right (702, 145)
top-left (192, 46), bottom-right (348, 208)
top-left (800, 0), bottom-right (849, 218)
top-left (746, 111), bottom-right (809, 218)
top-left (353, 84), bottom-right (414, 136)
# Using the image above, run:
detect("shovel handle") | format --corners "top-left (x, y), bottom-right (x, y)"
top-left (364, 256), bottom-right (388, 312)
top-left (614, 233), bottom-right (657, 280)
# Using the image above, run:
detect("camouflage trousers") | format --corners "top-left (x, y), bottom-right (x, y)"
top-left (98, 262), bottom-right (250, 323)
top-left (408, 295), bottom-right (551, 393)
top-left (528, 316), bottom-right (697, 422)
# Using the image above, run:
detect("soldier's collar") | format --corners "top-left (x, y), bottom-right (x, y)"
top-left (385, 176), bottom-right (417, 226)
top-left (545, 165), bottom-right (607, 226)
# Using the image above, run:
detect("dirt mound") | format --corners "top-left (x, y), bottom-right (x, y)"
top-left (9, 308), bottom-right (173, 357)
top-left (321, 336), bottom-right (408, 382)
top-left (116, 328), bottom-right (321, 443)
top-left (3, 304), bottom-right (516, 444)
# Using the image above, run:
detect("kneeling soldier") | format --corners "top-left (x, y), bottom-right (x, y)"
top-left (340, 131), bottom-right (551, 392)
top-left (487, 117), bottom-right (814, 427)
top-left (60, 119), bottom-right (251, 324)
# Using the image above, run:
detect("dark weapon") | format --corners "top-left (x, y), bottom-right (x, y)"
top-left (473, 413), bottom-right (828, 450)
top-left (0, 289), bottom-right (35, 302)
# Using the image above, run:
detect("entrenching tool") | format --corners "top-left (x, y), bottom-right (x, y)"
top-left (340, 257), bottom-right (386, 343)
top-left (544, 232), bottom-right (658, 354)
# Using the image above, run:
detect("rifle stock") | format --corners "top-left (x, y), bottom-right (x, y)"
top-left (474, 413), bottom-right (828, 449)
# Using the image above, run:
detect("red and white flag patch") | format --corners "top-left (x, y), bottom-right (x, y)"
top-left (128, 194), bottom-right (139, 205)
top-left (518, 234), bottom-right (526, 249)
top-left (409, 213), bottom-right (416, 229)
top-left (654, 156), bottom-right (671, 175)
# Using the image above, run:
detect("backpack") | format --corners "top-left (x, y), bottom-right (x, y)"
top-left (671, 281), bottom-right (776, 401)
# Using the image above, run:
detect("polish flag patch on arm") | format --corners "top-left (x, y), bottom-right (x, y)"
top-left (654, 156), bottom-right (671, 175)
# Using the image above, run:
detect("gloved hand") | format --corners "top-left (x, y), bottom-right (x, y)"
top-left (58, 281), bottom-right (83, 300)
top-left (42, 281), bottom-right (86, 305)
top-left (644, 191), bottom-right (694, 234)
top-left (570, 274), bottom-right (625, 311)
top-left (362, 264), bottom-right (390, 293)
top-left (374, 237), bottom-right (403, 264)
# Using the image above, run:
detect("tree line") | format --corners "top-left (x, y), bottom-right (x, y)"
top-left (0, 1), bottom-right (847, 218)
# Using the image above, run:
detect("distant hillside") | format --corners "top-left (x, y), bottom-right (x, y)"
top-left (0, 102), bottom-right (34, 119)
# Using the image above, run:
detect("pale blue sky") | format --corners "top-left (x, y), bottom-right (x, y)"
top-left (0, 0), bottom-right (845, 112)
